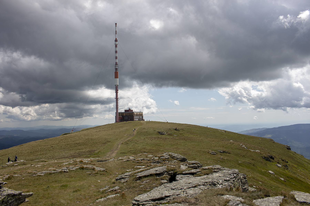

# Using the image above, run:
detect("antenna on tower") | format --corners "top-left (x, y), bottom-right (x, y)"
top-left (115, 23), bottom-right (119, 123)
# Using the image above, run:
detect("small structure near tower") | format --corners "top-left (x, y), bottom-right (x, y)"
top-left (119, 108), bottom-right (144, 122)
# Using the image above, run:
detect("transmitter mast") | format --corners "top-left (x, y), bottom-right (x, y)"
top-left (115, 23), bottom-right (119, 123)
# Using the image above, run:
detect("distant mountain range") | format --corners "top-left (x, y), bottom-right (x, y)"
top-left (0, 126), bottom-right (92, 150)
top-left (240, 124), bottom-right (310, 159)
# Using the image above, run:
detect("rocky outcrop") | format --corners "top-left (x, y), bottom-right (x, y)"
top-left (252, 196), bottom-right (284, 206)
top-left (33, 165), bottom-right (105, 176)
top-left (116, 168), bottom-right (147, 183)
top-left (136, 166), bottom-right (167, 179)
top-left (164, 153), bottom-right (187, 162)
top-left (0, 187), bottom-right (33, 206)
top-left (187, 161), bottom-right (202, 169)
top-left (132, 167), bottom-right (248, 205)
top-left (291, 191), bottom-right (310, 204)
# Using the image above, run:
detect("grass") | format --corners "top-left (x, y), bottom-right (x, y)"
top-left (1, 121), bottom-right (310, 205)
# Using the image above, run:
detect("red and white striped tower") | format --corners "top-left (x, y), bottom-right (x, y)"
top-left (115, 23), bottom-right (119, 123)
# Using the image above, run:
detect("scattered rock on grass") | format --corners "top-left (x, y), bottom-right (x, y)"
top-left (253, 196), bottom-right (284, 206)
top-left (209, 151), bottom-right (217, 155)
top-left (290, 191), bottom-right (310, 204)
top-left (96, 194), bottom-right (120, 202)
top-left (222, 195), bottom-right (246, 206)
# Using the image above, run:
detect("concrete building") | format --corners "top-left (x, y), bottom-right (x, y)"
top-left (119, 108), bottom-right (144, 122)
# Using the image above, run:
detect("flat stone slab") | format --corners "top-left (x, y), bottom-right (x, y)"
top-left (96, 194), bottom-right (120, 202)
top-left (253, 196), bottom-right (284, 206)
top-left (132, 167), bottom-right (248, 205)
top-left (164, 153), bottom-right (187, 162)
top-left (291, 191), bottom-right (310, 204)
top-left (136, 166), bottom-right (167, 179)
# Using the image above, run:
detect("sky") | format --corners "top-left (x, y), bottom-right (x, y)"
top-left (0, 0), bottom-right (310, 131)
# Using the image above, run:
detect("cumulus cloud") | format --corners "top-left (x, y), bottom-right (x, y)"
top-left (169, 100), bottom-right (180, 106)
top-left (277, 10), bottom-right (310, 28)
top-left (119, 83), bottom-right (157, 114)
top-left (219, 67), bottom-right (310, 111)
top-left (209, 98), bottom-right (216, 101)
top-left (0, 82), bottom-right (157, 121)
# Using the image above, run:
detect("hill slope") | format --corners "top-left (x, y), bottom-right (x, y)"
top-left (1, 121), bottom-right (310, 205)
top-left (241, 124), bottom-right (310, 159)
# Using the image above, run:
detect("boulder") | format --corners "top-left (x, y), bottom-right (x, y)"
top-left (253, 196), bottom-right (284, 206)
top-left (222, 195), bottom-right (247, 206)
top-left (187, 161), bottom-right (202, 169)
top-left (136, 166), bottom-right (167, 179)
top-left (164, 153), bottom-right (187, 162)
top-left (291, 191), bottom-right (310, 204)
top-left (132, 167), bottom-right (248, 205)
top-left (0, 188), bottom-right (33, 206)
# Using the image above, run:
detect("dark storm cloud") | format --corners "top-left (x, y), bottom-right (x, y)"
top-left (0, 0), bottom-right (309, 119)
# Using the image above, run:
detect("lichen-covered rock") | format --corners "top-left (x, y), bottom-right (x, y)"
top-left (291, 191), bottom-right (310, 204)
top-left (132, 167), bottom-right (248, 205)
top-left (182, 169), bottom-right (201, 175)
top-left (0, 188), bottom-right (33, 206)
top-left (253, 196), bottom-right (284, 206)
top-left (136, 166), bottom-right (167, 179)
top-left (116, 168), bottom-right (148, 183)
top-left (202, 165), bottom-right (223, 172)
top-left (222, 195), bottom-right (248, 206)
top-left (187, 161), bottom-right (202, 169)
top-left (164, 153), bottom-right (187, 162)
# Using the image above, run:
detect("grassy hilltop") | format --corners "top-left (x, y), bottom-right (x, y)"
top-left (1, 121), bottom-right (310, 205)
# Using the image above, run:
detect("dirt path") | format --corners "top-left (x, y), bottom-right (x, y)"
top-left (105, 128), bottom-right (138, 159)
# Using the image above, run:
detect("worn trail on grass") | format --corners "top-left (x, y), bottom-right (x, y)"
top-left (105, 124), bottom-right (142, 159)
